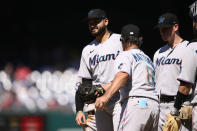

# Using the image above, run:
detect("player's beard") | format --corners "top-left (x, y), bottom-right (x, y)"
top-left (91, 25), bottom-right (106, 37)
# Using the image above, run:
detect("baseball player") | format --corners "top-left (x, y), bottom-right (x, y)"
top-left (75, 9), bottom-right (122, 131)
top-left (95, 24), bottom-right (159, 131)
top-left (75, 77), bottom-right (97, 131)
top-left (169, 1), bottom-right (197, 131)
top-left (153, 12), bottom-right (191, 131)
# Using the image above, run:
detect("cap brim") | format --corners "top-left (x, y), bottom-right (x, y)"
top-left (81, 16), bottom-right (105, 23)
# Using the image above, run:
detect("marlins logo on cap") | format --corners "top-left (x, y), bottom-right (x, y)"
top-left (155, 12), bottom-right (179, 28)
top-left (159, 17), bottom-right (165, 24)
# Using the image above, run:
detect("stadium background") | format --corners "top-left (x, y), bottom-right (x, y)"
top-left (0, 0), bottom-right (195, 131)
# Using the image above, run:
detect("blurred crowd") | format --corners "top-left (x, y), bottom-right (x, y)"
top-left (0, 63), bottom-right (78, 113)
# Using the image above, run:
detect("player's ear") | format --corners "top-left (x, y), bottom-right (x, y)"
top-left (173, 24), bottom-right (179, 32)
top-left (104, 18), bottom-right (109, 26)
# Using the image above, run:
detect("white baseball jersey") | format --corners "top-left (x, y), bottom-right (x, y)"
top-left (115, 49), bottom-right (158, 101)
top-left (153, 40), bottom-right (189, 96)
top-left (78, 33), bottom-right (123, 104)
top-left (177, 41), bottom-right (197, 104)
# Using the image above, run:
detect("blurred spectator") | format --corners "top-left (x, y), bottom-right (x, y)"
top-left (14, 66), bottom-right (31, 81)
top-left (4, 62), bottom-right (14, 81)
top-left (0, 65), bottom-right (78, 113)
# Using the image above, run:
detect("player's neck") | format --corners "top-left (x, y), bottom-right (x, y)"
top-left (124, 44), bottom-right (139, 51)
top-left (168, 34), bottom-right (183, 48)
top-left (96, 30), bottom-right (110, 44)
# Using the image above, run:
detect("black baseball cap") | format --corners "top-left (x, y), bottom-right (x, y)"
top-left (155, 12), bottom-right (179, 28)
top-left (87, 9), bottom-right (107, 19)
top-left (121, 24), bottom-right (140, 37)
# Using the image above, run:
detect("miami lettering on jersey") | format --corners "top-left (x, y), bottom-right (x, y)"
top-left (132, 53), bottom-right (154, 69)
top-left (89, 51), bottom-right (120, 66)
top-left (155, 56), bottom-right (181, 66)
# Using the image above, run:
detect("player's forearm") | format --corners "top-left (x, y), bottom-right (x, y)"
top-left (178, 81), bottom-right (192, 95)
top-left (104, 72), bottom-right (129, 100)
top-left (75, 78), bottom-right (93, 112)
top-left (173, 81), bottom-right (192, 110)
top-left (75, 90), bottom-right (84, 112)
top-left (101, 82), bottom-right (112, 91)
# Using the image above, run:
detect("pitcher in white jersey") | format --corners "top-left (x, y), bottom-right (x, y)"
top-left (153, 12), bottom-right (192, 131)
top-left (95, 24), bottom-right (159, 131)
top-left (75, 9), bottom-right (122, 131)
top-left (169, 2), bottom-right (197, 131)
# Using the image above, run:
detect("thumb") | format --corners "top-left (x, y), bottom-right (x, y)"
top-left (82, 114), bottom-right (86, 123)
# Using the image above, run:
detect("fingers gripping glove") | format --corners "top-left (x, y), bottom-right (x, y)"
top-left (178, 105), bottom-right (192, 120)
top-left (78, 83), bottom-right (105, 103)
top-left (163, 114), bottom-right (181, 131)
top-left (94, 85), bottom-right (105, 97)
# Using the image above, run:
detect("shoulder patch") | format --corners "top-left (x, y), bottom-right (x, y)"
top-left (159, 44), bottom-right (170, 53)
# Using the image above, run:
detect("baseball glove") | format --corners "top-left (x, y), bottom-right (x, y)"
top-left (178, 105), bottom-right (192, 120)
top-left (78, 83), bottom-right (105, 103)
top-left (163, 113), bottom-right (181, 131)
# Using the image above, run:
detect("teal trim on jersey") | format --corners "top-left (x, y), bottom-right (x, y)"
top-left (146, 66), bottom-right (155, 87)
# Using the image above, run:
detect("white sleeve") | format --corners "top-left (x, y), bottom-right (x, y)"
top-left (115, 53), bottom-right (132, 76)
top-left (178, 47), bottom-right (197, 84)
top-left (78, 50), bottom-right (92, 79)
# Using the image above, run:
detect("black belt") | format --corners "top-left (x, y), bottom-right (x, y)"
top-left (87, 110), bottom-right (95, 115)
top-left (160, 95), bottom-right (175, 102)
top-left (160, 94), bottom-right (193, 103)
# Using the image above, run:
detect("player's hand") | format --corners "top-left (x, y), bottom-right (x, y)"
top-left (95, 95), bottom-right (109, 110)
top-left (75, 111), bottom-right (86, 126)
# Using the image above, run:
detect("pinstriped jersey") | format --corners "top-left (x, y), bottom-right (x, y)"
top-left (177, 42), bottom-right (197, 104)
top-left (78, 33), bottom-right (123, 104)
top-left (115, 49), bottom-right (158, 101)
top-left (153, 40), bottom-right (189, 96)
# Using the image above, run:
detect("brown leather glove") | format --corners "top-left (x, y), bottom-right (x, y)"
top-left (178, 105), bottom-right (192, 120)
top-left (163, 113), bottom-right (181, 131)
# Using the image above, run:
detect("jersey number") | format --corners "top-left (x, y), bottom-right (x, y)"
top-left (146, 66), bottom-right (155, 87)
